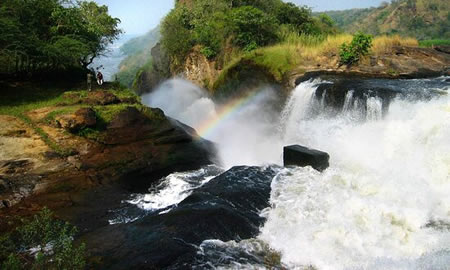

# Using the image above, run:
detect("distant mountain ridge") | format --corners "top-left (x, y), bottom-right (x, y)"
top-left (321, 0), bottom-right (449, 40)
top-left (116, 26), bottom-right (161, 87)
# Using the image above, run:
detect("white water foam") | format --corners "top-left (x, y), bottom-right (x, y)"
top-left (140, 77), bottom-right (449, 269)
top-left (259, 83), bottom-right (450, 269)
top-left (127, 165), bottom-right (222, 212)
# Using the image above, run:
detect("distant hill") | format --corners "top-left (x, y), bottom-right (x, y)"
top-left (321, 0), bottom-right (450, 40)
top-left (116, 26), bottom-right (161, 87)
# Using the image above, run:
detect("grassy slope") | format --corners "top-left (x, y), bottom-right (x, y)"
top-left (321, 0), bottom-right (450, 40)
top-left (116, 27), bottom-right (160, 87)
top-left (213, 34), bottom-right (419, 94)
top-left (0, 82), bottom-right (140, 154)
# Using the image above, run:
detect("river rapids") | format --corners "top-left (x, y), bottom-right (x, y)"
top-left (112, 76), bottom-right (449, 269)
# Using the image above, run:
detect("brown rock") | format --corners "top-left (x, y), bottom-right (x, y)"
top-left (86, 91), bottom-right (119, 105)
top-left (56, 108), bottom-right (96, 133)
top-left (103, 107), bottom-right (155, 145)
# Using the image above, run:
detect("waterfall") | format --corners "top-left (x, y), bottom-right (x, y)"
top-left (366, 96), bottom-right (383, 121)
top-left (131, 77), bottom-right (449, 269)
top-left (342, 90), bottom-right (354, 113)
top-left (259, 81), bottom-right (450, 270)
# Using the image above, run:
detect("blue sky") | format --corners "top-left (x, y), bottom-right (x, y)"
top-left (94, 0), bottom-right (386, 35)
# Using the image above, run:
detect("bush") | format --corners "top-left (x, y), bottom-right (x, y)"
top-left (230, 6), bottom-right (279, 51)
top-left (339, 32), bottom-right (373, 65)
top-left (0, 208), bottom-right (86, 270)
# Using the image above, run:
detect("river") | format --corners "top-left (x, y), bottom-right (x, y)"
top-left (105, 76), bottom-right (449, 269)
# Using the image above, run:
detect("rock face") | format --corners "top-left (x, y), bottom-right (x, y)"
top-left (292, 46), bottom-right (450, 87)
top-left (134, 43), bottom-right (171, 95)
top-left (80, 166), bottom-right (278, 269)
top-left (182, 46), bottom-right (220, 89)
top-left (0, 92), bottom-right (216, 214)
top-left (284, 145), bottom-right (330, 171)
top-left (86, 90), bottom-right (120, 105)
top-left (56, 108), bottom-right (97, 132)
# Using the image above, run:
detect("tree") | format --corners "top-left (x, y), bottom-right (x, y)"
top-left (0, 0), bottom-right (122, 75)
top-left (230, 6), bottom-right (279, 51)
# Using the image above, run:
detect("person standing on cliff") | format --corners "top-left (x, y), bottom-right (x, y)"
top-left (97, 71), bottom-right (104, 86)
top-left (87, 73), bottom-right (93, 91)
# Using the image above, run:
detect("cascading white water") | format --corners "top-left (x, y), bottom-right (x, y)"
top-left (342, 90), bottom-right (355, 113)
top-left (366, 96), bottom-right (383, 121)
top-left (139, 77), bottom-right (449, 269)
top-left (259, 82), bottom-right (450, 270)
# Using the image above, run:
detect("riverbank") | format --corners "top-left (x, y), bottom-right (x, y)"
top-left (0, 82), bottom-right (215, 231)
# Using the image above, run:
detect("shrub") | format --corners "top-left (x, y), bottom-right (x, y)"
top-left (230, 6), bottom-right (279, 51)
top-left (0, 208), bottom-right (86, 270)
top-left (339, 32), bottom-right (373, 65)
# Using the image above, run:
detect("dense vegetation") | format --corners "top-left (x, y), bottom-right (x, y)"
top-left (0, 208), bottom-right (86, 270)
top-left (321, 0), bottom-right (450, 40)
top-left (116, 27), bottom-right (161, 87)
top-left (161, 0), bottom-right (337, 69)
top-left (0, 0), bottom-right (121, 77)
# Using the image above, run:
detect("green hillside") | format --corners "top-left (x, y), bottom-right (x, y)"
top-left (321, 0), bottom-right (450, 40)
top-left (116, 26), bottom-right (160, 87)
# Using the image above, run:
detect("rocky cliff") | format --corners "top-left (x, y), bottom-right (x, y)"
top-left (0, 89), bottom-right (215, 228)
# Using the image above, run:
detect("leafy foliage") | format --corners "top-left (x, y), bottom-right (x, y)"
top-left (0, 0), bottom-right (121, 76)
top-left (161, 0), bottom-right (333, 67)
top-left (0, 208), bottom-right (86, 270)
top-left (339, 32), bottom-right (373, 65)
top-left (230, 6), bottom-right (279, 51)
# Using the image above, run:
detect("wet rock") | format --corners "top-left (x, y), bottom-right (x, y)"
top-left (85, 91), bottom-right (119, 105)
top-left (56, 108), bottom-right (97, 133)
top-left (284, 145), bottom-right (329, 171)
top-left (81, 166), bottom-right (278, 269)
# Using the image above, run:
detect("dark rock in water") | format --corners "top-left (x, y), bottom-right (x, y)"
top-left (81, 166), bottom-right (278, 269)
top-left (284, 145), bottom-right (329, 171)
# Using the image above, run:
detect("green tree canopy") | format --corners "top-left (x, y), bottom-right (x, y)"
top-left (0, 0), bottom-right (122, 75)
top-left (162, 0), bottom-right (331, 67)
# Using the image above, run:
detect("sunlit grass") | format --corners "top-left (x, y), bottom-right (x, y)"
top-left (419, 39), bottom-right (450, 47)
top-left (213, 34), bottom-right (420, 91)
top-left (372, 35), bottom-right (418, 54)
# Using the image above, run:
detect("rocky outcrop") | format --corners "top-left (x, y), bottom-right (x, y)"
top-left (79, 166), bottom-right (278, 269)
top-left (182, 46), bottom-right (220, 89)
top-left (134, 43), bottom-right (171, 95)
top-left (55, 108), bottom-right (97, 132)
top-left (284, 145), bottom-right (330, 171)
top-left (292, 46), bottom-right (450, 87)
top-left (0, 91), bottom-right (216, 215)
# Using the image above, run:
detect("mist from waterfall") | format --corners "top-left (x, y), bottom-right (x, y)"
top-left (142, 78), bottom-right (284, 167)
top-left (141, 76), bottom-right (450, 269)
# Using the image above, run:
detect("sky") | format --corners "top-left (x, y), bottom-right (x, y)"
top-left (94, 0), bottom-right (387, 36)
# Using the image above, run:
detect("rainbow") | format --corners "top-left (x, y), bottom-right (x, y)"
top-left (196, 89), bottom-right (266, 138)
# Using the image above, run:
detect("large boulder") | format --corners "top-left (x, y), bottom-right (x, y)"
top-left (56, 108), bottom-right (97, 133)
top-left (86, 90), bottom-right (120, 105)
top-left (283, 145), bottom-right (329, 171)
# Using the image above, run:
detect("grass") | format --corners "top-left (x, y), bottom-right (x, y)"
top-left (42, 106), bottom-right (81, 124)
top-left (419, 39), bottom-right (450, 47)
top-left (372, 35), bottom-right (418, 54)
top-left (0, 81), bottom-right (142, 153)
top-left (213, 34), bottom-right (420, 92)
